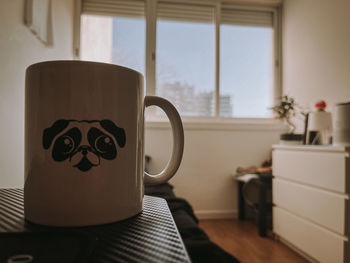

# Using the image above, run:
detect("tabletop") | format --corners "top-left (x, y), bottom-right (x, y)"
top-left (0, 189), bottom-right (190, 263)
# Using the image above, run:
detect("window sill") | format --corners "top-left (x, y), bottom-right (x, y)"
top-left (145, 117), bottom-right (287, 131)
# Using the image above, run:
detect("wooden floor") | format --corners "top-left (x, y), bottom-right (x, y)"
top-left (199, 219), bottom-right (309, 263)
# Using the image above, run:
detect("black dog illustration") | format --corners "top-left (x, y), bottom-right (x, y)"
top-left (43, 119), bottom-right (126, 172)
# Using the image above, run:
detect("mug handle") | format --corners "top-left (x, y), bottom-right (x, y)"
top-left (144, 96), bottom-right (184, 184)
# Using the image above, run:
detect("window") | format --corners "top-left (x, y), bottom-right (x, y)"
top-left (80, 0), bottom-right (146, 75)
top-left (78, 0), bottom-right (279, 119)
top-left (219, 7), bottom-right (274, 118)
top-left (156, 3), bottom-right (215, 116)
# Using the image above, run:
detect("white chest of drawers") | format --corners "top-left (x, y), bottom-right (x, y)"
top-left (272, 145), bottom-right (350, 263)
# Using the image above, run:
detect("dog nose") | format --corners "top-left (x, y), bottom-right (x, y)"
top-left (77, 145), bottom-right (92, 156)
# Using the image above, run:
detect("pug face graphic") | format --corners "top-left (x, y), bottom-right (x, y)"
top-left (42, 119), bottom-right (126, 172)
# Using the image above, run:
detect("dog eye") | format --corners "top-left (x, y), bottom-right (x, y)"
top-left (95, 135), bottom-right (114, 153)
top-left (56, 136), bottom-right (75, 154)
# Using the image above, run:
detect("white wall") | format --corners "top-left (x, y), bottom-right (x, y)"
top-left (145, 121), bottom-right (283, 218)
top-left (282, 0), bottom-right (350, 131)
top-left (0, 0), bottom-right (74, 187)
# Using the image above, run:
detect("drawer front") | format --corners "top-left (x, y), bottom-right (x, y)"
top-left (272, 149), bottom-right (347, 193)
top-left (273, 207), bottom-right (345, 263)
top-left (273, 178), bottom-right (346, 235)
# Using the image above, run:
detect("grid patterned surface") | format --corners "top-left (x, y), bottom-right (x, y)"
top-left (0, 189), bottom-right (190, 263)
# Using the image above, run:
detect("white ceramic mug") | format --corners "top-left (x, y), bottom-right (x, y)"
top-left (24, 61), bottom-right (184, 226)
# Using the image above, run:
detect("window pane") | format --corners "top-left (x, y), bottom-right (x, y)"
top-left (80, 14), bottom-right (145, 76)
top-left (156, 20), bottom-right (215, 116)
top-left (220, 25), bottom-right (273, 118)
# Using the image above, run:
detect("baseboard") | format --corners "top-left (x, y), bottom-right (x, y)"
top-left (195, 210), bottom-right (237, 220)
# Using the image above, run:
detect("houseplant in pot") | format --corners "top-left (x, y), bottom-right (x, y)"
top-left (271, 95), bottom-right (304, 145)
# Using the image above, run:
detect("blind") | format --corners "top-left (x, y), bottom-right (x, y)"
top-left (157, 2), bottom-right (215, 23)
top-left (221, 4), bottom-right (273, 27)
top-left (82, 0), bottom-right (145, 18)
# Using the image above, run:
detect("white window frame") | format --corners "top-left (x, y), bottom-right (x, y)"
top-left (74, 0), bottom-right (282, 125)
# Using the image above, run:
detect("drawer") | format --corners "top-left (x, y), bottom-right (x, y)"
top-left (273, 178), bottom-right (348, 235)
top-left (273, 207), bottom-right (347, 263)
top-left (272, 149), bottom-right (348, 193)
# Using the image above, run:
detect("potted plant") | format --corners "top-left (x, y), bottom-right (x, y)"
top-left (271, 95), bottom-right (303, 145)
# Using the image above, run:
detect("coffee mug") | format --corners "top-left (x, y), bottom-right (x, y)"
top-left (24, 61), bottom-right (184, 226)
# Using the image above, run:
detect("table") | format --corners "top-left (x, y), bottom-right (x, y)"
top-left (234, 173), bottom-right (272, 237)
top-left (0, 189), bottom-right (191, 263)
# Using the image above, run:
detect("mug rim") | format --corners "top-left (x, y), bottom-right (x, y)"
top-left (26, 60), bottom-right (143, 78)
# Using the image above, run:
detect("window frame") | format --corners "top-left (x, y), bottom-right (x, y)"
top-left (74, 0), bottom-right (281, 122)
